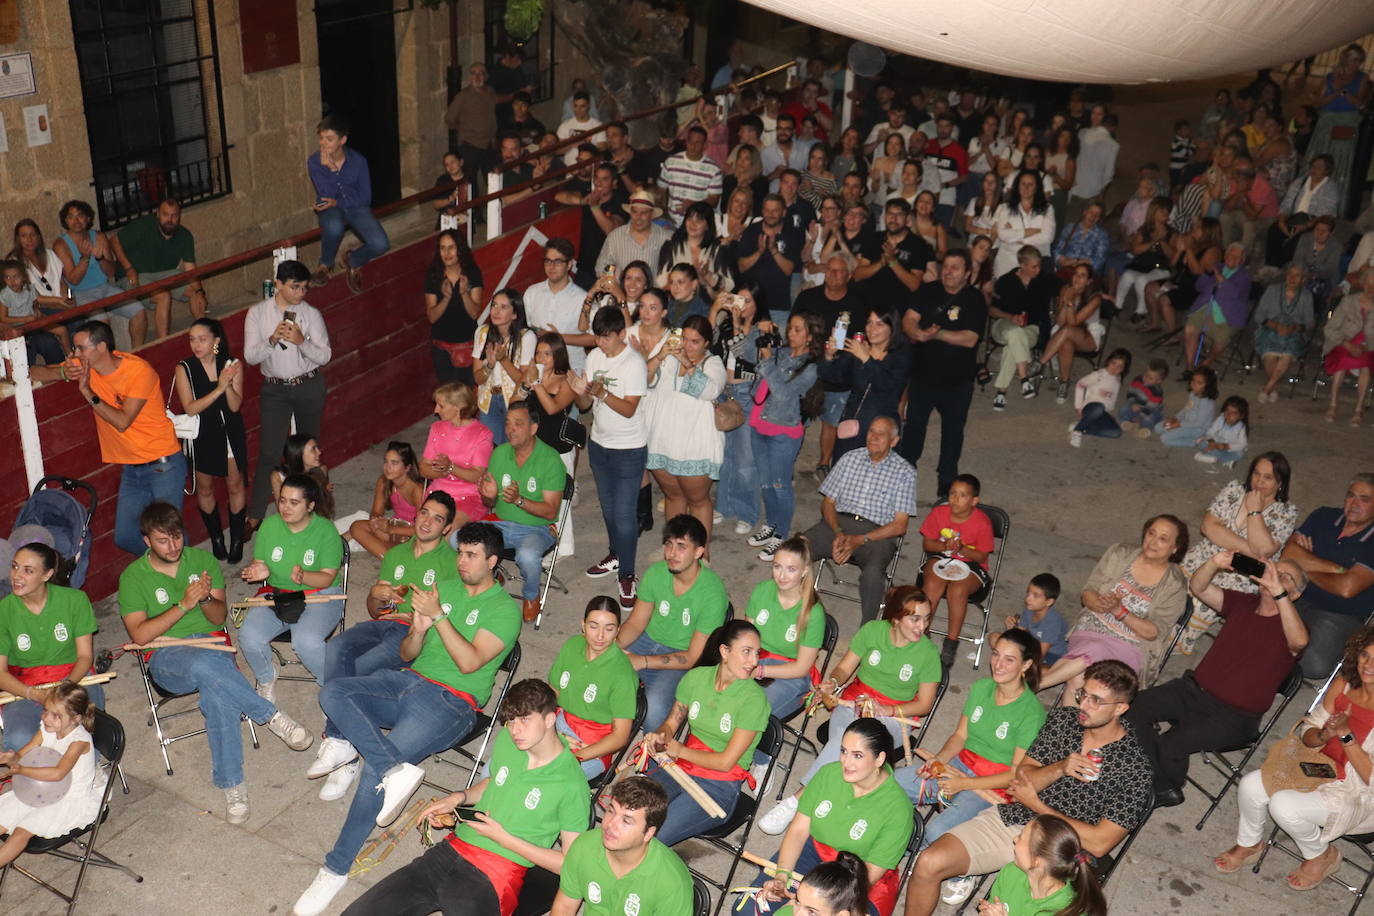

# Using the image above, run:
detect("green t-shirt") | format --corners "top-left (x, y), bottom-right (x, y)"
top-left (252, 514), bottom-right (343, 590)
top-left (488, 439), bottom-right (567, 528)
top-left (377, 539), bottom-right (460, 616)
top-left (848, 620), bottom-right (941, 702)
top-left (455, 729), bottom-right (591, 866)
top-left (558, 829), bottom-right (693, 916)
top-left (987, 862), bottom-right (1076, 916)
top-left (638, 561), bottom-right (728, 651)
top-left (744, 580), bottom-right (825, 660)
top-left (675, 665), bottom-right (770, 770)
top-left (549, 636), bottom-right (638, 725)
top-left (116, 214), bottom-right (196, 273)
top-left (962, 677), bottom-right (1046, 766)
top-left (409, 580), bottom-right (520, 702)
top-left (798, 762), bottom-right (913, 870)
top-left (0, 585), bottom-right (98, 669)
top-left (117, 547), bottom-right (226, 638)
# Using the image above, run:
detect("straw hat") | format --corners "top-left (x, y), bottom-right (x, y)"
top-left (622, 191), bottom-right (664, 219)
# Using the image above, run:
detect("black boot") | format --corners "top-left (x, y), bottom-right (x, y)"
top-left (227, 509), bottom-right (246, 564)
top-left (637, 484), bottom-right (654, 534)
top-left (200, 506), bottom-right (227, 560)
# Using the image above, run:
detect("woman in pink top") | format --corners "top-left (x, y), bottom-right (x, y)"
top-left (418, 382), bottom-right (493, 528)
top-left (348, 440), bottom-right (426, 559)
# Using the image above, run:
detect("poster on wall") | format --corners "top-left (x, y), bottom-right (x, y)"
top-left (241, 0), bottom-right (302, 74)
top-left (24, 103), bottom-right (50, 147)
top-left (0, 52), bottom-right (37, 100)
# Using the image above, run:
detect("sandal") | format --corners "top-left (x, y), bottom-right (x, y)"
top-left (1213, 846), bottom-right (1261, 874)
top-left (1353, 412), bottom-right (1365, 428)
top-left (1326, 406), bottom-right (1337, 423)
top-left (1286, 850), bottom-right (1342, 890)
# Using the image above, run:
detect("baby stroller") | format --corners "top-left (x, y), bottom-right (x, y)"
top-left (0, 475), bottom-right (99, 600)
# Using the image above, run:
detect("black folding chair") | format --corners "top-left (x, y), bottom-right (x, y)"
top-left (1188, 665), bottom-right (1304, 829)
top-left (589, 683), bottom-right (649, 797)
top-left (496, 449), bottom-right (580, 630)
top-left (921, 504), bottom-right (1012, 669)
top-left (692, 872), bottom-right (712, 916)
top-left (1151, 598), bottom-right (1199, 687)
top-left (815, 533), bottom-right (906, 617)
top-left (773, 613), bottom-right (840, 800)
top-left (270, 538), bottom-right (351, 682)
top-left (1254, 827), bottom-right (1374, 915)
top-left (0, 710), bottom-right (143, 914)
top-left (423, 641), bottom-right (523, 791)
top-left (135, 647), bottom-right (259, 776)
top-left (816, 666), bottom-right (950, 766)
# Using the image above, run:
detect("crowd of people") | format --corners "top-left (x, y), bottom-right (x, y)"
top-left (4, 40), bottom-right (1374, 916)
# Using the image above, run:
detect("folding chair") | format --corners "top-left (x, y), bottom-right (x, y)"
top-left (773, 613), bottom-right (840, 799)
top-left (692, 873), bottom-right (712, 916)
top-left (1151, 599), bottom-right (1200, 687)
top-left (898, 814), bottom-right (926, 886)
top-left (424, 641), bottom-right (523, 791)
top-left (1188, 665), bottom-right (1304, 830)
top-left (589, 683), bottom-right (649, 797)
top-left (1253, 827), bottom-right (1374, 916)
top-left (271, 538), bottom-right (351, 682)
top-left (135, 648), bottom-right (259, 776)
top-left (684, 715), bottom-right (784, 915)
top-left (921, 503), bottom-right (1011, 669)
top-left (815, 533), bottom-right (906, 614)
top-left (0, 710), bottom-right (143, 914)
top-left (816, 666), bottom-right (950, 765)
top-left (496, 462), bottom-right (578, 631)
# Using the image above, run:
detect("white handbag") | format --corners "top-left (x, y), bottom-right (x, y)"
top-left (165, 361), bottom-right (201, 440)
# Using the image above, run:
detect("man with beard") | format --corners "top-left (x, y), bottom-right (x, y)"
top-left (855, 199), bottom-right (931, 313)
top-left (557, 159), bottom-right (626, 290)
top-left (738, 194), bottom-right (804, 326)
top-left (111, 197), bottom-right (209, 343)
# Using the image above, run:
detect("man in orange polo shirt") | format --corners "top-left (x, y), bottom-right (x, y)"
top-left (71, 321), bottom-right (186, 554)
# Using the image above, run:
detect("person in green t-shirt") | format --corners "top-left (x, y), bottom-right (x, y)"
top-left (549, 596), bottom-right (639, 779)
top-left (644, 620), bottom-right (771, 847)
top-left (116, 503), bottom-right (313, 825)
top-left (618, 515), bottom-right (729, 730)
top-left (295, 522), bottom-right (521, 916)
top-left (0, 544), bottom-right (101, 753)
top-left (767, 850), bottom-right (872, 916)
top-left (761, 586), bottom-right (941, 835)
top-left (237, 473), bottom-right (344, 694)
top-left (478, 401), bottom-right (566, 621)
top-left (553, 776), bottom-right (693, 916)
top-left (745, 534), bottom-right (827, 722)
top-left (335, 680), bottom-right (589, 916)
top-left (898, 629), bottom-right (1045, 849)
top-left (110, 199), bottom-right (208, 343)
top-left (983, 814), bottom-right (1106, 916)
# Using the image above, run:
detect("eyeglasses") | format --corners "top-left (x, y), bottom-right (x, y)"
top-left (1074, 688), bottom-right (1116, 708)
top-left (543, 257), bottom-right (569, 265)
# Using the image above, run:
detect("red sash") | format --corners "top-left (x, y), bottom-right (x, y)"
top-left (8, 662), bottom-right (77, 687)
top-left (402, 668), bottom-right (480, 711)
top-left (840, 679), bottom-right (911, 709)
top-left (446, 835), bottom-right (528, 916)
top-left (560, 708), bottom-right (617, 770)
top-left (956, 748), bottom-right (1014, 801)
top-left (811, 836), bottom-right (899, 916)
top-left (758, 649), bottom-right (821, 687)
top-left (675, 733), bottom-right (756, 790)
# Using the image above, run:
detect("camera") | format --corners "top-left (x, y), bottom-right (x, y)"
top-left (756, 329), bottom-right (782, 349)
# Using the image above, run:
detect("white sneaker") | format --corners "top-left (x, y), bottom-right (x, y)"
top-left (734, 519), bottom-right (754, 535)
top-left (757, 794), bottom-right (799, 835)
top-left (375, 762), bottom-right (425, 826)
top-left (224, 784), bottom-right (249, 825)
top-left (267, 711), bottom-right (314, 751)
top-left (255, 679), bottom-right (275, 703)
top-left (1069, 430), bottom-right (1083, 448)
top-left (713, 510), bottom-right (724, 524)
top-left (292, 868), bottom-right (348, 916)
top-left (941, 875), bottom-right (978, 905)
top-left (1194, 451), bottom-right (1218, 464)
top-left (319, 760), bottom-right (361, 801)
top-left (307, 737), bottom-right (359, 778)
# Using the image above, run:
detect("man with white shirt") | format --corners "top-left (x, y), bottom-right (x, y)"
top-left (864, 103), bottom-right (915, 156)
top-left (524, 238), bottom-right (593, 372)
top-left (557, 91), bottom-right (605, 166)
top-left (760, 114), bottom-right (814, 185)
top-left (1068, 111), bottom-right (1120, 223)
top-left (243, 259), bottom-right (332, 528)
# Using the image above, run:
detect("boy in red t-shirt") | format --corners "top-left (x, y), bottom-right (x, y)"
top-left (919, 474), bottom-right (995, 669)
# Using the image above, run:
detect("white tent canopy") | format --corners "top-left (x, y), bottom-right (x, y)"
top-left (745, 0), bottom-right (1374, 84)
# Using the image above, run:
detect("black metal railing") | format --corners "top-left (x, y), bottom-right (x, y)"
top-left (91, 150), bottom-right (233, 228)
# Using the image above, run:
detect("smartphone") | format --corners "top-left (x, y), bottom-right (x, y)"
top-left (282, 310), bottom-right (297, 324)
top-left (1231, 553), bottom-right (1265, 579)
top-left (1300, 762), bottom-right (1337, 779)
top-left (452, 806), bottom-right (484, 823)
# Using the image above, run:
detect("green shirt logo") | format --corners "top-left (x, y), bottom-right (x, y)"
top-left (719, 713), bottom-right (732, 732)
top-left (423, 569), bottom-right (436, 585)
top-left (784, 624), bottom-right (797, 643)
top-left (588, 882), bottom-right (602, 904)
top-left (814, 800), bottom-right (832, 818)
top-left (756, 608), bottom-right (771, 625)
top-left (54, 623), bottom-right (69, 642)
top-left (155, 588), bottom-right (170, 606)
top-left (899, 663), bottom-right (913, 682)
top-left (868, 649), bottom-right (881, 666)
top-left (394, 564), bottom-right (406, 579)
top-left (971, 705), bottom-right (984, 723)
top-left (524, 787), bottom-right (542, 809)
top-left (465, 609), bottom-right (480, 626)
top-left (625, 893), bottom-right (641, 916)
top-left (658, 600), bottom-right (670, 617)
top-left (996, 721), bottom-right (1010, 740)
top-left (271, 546), bottom-right (284, 562)
top-left (689, 701), bottom-right (701, 720)
top-left (495, 765), bottom-right (509, 786)
top-left (583, 683), bottom-right (598, 704)
top-left (303, 549), bottom-right (316, 565)
top-left (849, 818), bottom-right (869, 840)
top-left (16, 634), bottom-right (31, 651)
top-left (559, 670), bottom-right (571, 689)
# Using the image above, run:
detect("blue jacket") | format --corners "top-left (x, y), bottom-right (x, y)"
top-left (754, 348), bottom-right (818, 428)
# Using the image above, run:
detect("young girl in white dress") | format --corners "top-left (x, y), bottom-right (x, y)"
top-left (0, 682), bottom-right (103, 864)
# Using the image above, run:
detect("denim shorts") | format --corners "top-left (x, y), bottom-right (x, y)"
top-left (820, 390), bottom-right (849, 427)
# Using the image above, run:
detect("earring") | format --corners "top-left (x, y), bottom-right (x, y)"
top-left (213, 341), bottom-right (219, 355)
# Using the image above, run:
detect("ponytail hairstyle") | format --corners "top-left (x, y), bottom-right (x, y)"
top-left (1031, 814), bottom-right (1107, 916)
top-left (799, 849), bottom-right (870, 916)
top-left (842, 717), bottom-right (894, 769)
top-left (694, 620), bottom-right (761, 669)
top-left (771, 534), bottom-right (819, 646)
top-left (48, 681), bottom-right (96, 732)
top-left (996, 628), bottom-right (1044, 692)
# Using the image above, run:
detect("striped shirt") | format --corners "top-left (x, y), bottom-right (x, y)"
top-left (660, 152), bottom-right (723, 222)
top-left (595, 223), bottom-right (673, 278)
top-left (819, 447), bottom-right (917, 525)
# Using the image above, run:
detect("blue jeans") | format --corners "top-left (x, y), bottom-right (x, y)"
top-left (627, 632), bottom-right (688, 731)
top-left (648, 759), bottom-right (742, 846)
top-left (114, 452), bottom-right (188, 555)
top-left (1073, 402), bottom-right (1122, 438)
top-left (489, 520), bottom-right (556, 600)
top-left (896, 756), bottom-right (993, 847)
top-left (588, 441), bottom-right (646, 575)
top-left (738, 837), bottom-right (882, 916)
top-left (149, 640), bottom-right (275, 788)
top-left (319, 668), bottom-right (477, 876)
top-left (479, 392), bottom-right (508, 447)
top-left (317, 205), bottom-right (391, 269)
top-left (555, 710), bottom-right (606, 779)
top-left (1201, 445), bottom-right (1244, 465)
top-left (799, 704), bottom-right (906, 787)
top-left (1155, 424), bottom-right (1206, 447)
top-left (1118, 404), bottom-right (1163, 428)
top-left (1, 684), bottom-right (106, 752)
top-left (716, 418), bottom-right (760, 526)
top-left (237, 585), bottom-right (345, 685)
top-left (323, 619), bottom-right (409, 685)
top-left (751, 429), bottom-right (805, 536)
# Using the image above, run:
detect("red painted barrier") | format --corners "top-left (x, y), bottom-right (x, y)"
top-left (0, 209), bottom-right (582, 599)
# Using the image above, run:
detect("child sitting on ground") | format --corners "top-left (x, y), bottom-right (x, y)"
top-left (1119, 357), bottom-right (1169, 433)
top-left (347, 440), bottom-right (424, 558)
top-left (1194, 394), bottom-right (1249, 465)
top-left (920, 473), bottom-right (996, 670)
top-left (1069, 348), bottom-right (1131, 447)
top-left (1002, 573), bottom-right (1070, 666)
top-left (1147, 365), bottom-right (1218, 443)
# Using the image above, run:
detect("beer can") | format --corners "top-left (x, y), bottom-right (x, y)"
top-left (538, 202), bottom-right (549, 219)
top-left (262, 280), bottom-right (274, 300)
top-left (1085, 748), bottom-right (1104, 781)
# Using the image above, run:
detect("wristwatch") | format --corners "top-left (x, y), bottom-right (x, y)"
top-left (1342, 732), bottom-right (1355, 745)
top-left (1271, 590), bottom-right (1290, 602)
top-left (516, 496), bottom-right (526, 508)
top-left (89, 394), bottom-right (101, 406)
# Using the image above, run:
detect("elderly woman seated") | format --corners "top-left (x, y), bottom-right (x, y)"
top-left (1183, 242), bottom-right (1251, 371)
top-left (1321, 270), bottom-right (1374, 425)
top-left (1252, 264), bottom-right (1318, 402)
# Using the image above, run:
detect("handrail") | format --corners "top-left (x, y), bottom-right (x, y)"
top-left (12, 60), bottom-right (791, 339)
